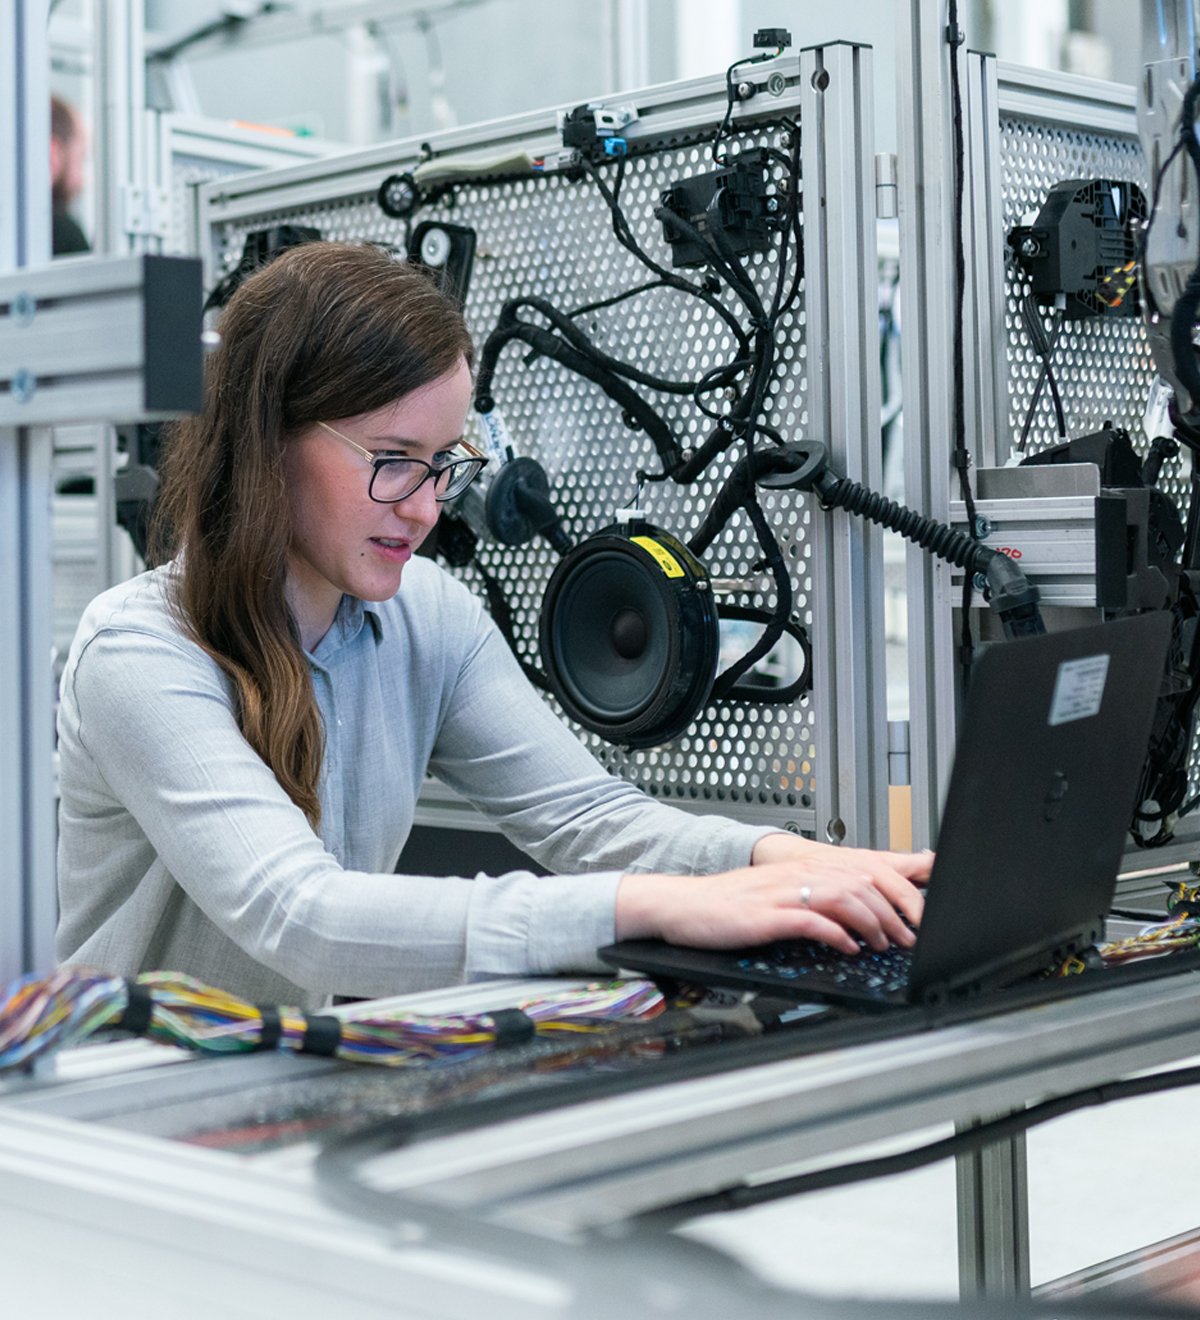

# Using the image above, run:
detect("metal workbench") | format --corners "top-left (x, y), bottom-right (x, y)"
top-left (3, 963), bottom-right (1200, 1315)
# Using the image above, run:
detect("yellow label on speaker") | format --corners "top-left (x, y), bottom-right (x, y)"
top-left (631, 535), bottom-right (685, 578)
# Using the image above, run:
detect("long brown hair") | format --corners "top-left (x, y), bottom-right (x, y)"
top-left (150, 241), bottom-right (474, 825)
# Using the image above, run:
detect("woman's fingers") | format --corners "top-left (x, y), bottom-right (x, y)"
top-left (822, 852), bottom-right (927, 928)
top-left (617, 859), bottom-right (928, 956)
top-left (808, 882), bottom-right (908, 951)
top-left (864, 869), bottom-right (926, 927)
top-left (880, 849), bottom-right (935, 883)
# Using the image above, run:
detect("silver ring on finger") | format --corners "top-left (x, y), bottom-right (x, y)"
top-left (799, 885), bottom-right (812, 908)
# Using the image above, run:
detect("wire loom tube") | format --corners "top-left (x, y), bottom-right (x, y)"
top-left (753, 442), bottom-right (1043, 638)
top-left (815, 473), bottom-right (990, 573)
top-left (815, 472), bottom-right (1045, 638)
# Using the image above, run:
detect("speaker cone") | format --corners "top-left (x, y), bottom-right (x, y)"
top-left (540, 523), bottom-right (719, 747)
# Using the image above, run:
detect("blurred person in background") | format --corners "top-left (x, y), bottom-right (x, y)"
top-left (51, 94), bottom-right (90, 255)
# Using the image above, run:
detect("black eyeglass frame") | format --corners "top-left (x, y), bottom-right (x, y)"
top-left (316, 420), bottom-right (488, 504)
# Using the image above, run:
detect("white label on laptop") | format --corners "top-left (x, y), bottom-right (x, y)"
top-left (1048, 653), bottom-right (1110, 726)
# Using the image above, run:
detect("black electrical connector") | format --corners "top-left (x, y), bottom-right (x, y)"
top-left (659, 149), bottom-right (779, 270)
top-left (752, 28), bottom-right (791, 48)
top-left (560, 105), bottom-right (602, 159)
top-left (484, 455), bottom-right (573, 555)
top-left (1009, 178), bottom-right (1146, 319)
top-left (559, 103), bottom-right (635, 164)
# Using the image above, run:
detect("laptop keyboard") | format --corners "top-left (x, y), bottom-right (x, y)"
top-left (736, 937), bottom-right (915, 996)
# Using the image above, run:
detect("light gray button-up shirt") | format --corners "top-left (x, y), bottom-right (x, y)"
top-left (56, 557), bottom-right (771, 1008)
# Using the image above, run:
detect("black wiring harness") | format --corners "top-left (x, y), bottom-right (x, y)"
top-left (468, 94), bottom-right (809, 714)
top-left (430, 25), bottom-right (1044, 747)
top-left (1167, 75), bottom-right (1200, 432)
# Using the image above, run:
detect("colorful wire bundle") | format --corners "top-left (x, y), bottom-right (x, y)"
top-left (1096, 259), bottom-right (1138, 309)
top-left (1097, 914), bottom-right (1200, 965)
top-left (1165, 879), bottom-right (1200, 917)
top-left (1050, 912), bottom-right (1200, 976)
top-left (0, 967), bottom-right (130, 1068)
top-left (0, 968), bottom-right (665, 1075)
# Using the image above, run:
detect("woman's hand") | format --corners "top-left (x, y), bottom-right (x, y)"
top-left (615, 836), bottom-right (932, 956)
top-left (751, 832), bottom-right (930, 927)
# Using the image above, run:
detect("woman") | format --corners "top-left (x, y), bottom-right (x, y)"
top-left (56, 241), bottom-right (929, 1009)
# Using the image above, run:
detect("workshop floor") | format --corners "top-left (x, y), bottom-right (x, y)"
top-left (681, 1066), bottom-right (1200, 1303)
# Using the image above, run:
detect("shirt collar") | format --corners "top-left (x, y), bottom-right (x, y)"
top-left (310, 595), bottom-right (384, 664)
top-left (361, 598), bottom-right (385, 640)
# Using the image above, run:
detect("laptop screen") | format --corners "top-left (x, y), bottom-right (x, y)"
top-left (598, 613), bottom-right (1172, 1008)
top-left (908, 611), bottom-right (1172, 999)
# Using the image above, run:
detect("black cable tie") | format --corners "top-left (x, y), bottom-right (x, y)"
top-left (255, 1005), bottom-right (283, 1052)
top-left (116, 981), bottom-right (154, 1036)
top-left (945, 23), bottom-right (964, 45)
top-left (951, 450), bottom-right (971, 471)
top-left (299, 1014), bottom-right (343, 1057)
top-left (488, 1007), bottom-right (537, 1047)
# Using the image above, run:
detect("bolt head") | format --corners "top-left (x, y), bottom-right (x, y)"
top-left (10, 369), bottom-right (36, 404)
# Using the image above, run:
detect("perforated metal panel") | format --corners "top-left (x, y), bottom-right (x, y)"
top-left (932, 62), bottom-right (1200, 868)
top-left (999, 122), bottom-right (1155, 459)
top-left (997, 82), bottom-right (1200, 854)
top-left (206, 124), bottom-right (821, 827)
top-left (167, 154), bottom-right (254, 255)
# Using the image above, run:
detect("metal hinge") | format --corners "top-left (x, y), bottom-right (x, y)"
top-left (121, 182), bottom-right (171, 241)
top-left (888, 719), bottom-right (911, 786)
top-left (875, 152), bottom-right (898, 219)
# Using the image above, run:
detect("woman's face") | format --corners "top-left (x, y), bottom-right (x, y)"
top-left (283, 356), bottom-right (473, 650)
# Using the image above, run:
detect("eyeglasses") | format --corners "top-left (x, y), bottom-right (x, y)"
top-left (316, 420), bottom-right (488, 504)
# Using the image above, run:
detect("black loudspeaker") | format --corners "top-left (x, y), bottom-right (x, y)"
top-left (540, 523), bottom-right (719, 748)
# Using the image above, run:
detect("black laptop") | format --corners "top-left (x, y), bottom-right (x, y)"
top-left (600, 613), bottom-right (1172, 1009)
